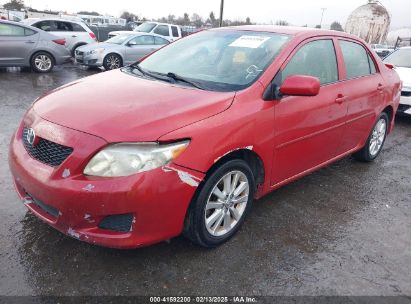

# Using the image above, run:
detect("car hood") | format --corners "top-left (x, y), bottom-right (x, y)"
top-left (395, 67), bottom-right (411, 88)
top-left (33, 69), bottom-right (235, 142)
top-left (78, 42), bottom-right (121, 52)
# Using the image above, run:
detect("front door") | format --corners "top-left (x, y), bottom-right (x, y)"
top-left (125, 35), bottom-right (156, 64)
top-left (270, 38), bottom-right (347, 186)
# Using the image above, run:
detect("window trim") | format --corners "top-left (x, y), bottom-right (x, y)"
top-left (337, 38), bottom-right (380, 81)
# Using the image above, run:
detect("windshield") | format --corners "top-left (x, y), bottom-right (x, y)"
top-left (134, 22), bottom-right (157, 33)
top-left (138, 30), bottom-right (290, 91)
top-left (106, 34), bottom-right (133, 44)
top-left (383, 49), bottom-right (411, 68)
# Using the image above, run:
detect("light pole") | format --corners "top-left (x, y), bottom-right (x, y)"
top-left (219, 0), bottom-right (224, 27)
top-left (319, 7), bottom-right (326, 28)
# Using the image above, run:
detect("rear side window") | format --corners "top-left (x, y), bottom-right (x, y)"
top-left (171, 26), bottom-right (179, 37)
top-left (129, 35), bottom-right (155, 45)
top-left (71, 23), bottom-right (86, 32)
top-left (24, 28), bottom-right (36, 36)
top-left (55, 21), bottom-right (73, 32)
top-left (153, 25), bottom-right (170, 37)
top-left (33, 20), bottom-right (53, 32)
top-left (340, 40), bottom-right (374, 79)
top-left (281, 39), bottom-right (339, 85)
top-left (0, 24), bottom-right (25, 36)
top-left (154, 36), bottom-right (169, 45)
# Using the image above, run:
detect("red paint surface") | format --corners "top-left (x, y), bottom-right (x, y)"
top-left (9, 27), bottom-right (401, 248)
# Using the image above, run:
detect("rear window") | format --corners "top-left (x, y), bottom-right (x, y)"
top-left (340, 40), bottom-right (373, 79)
top-left (383, 49), bottom-right (411, 68)
top-left (71, 23), bottom-right (86, 32)
top-left (171, 26), bottom-right (179, 37)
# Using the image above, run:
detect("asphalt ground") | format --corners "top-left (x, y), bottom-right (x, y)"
top-left (0, 64), bottom-right (410, 297)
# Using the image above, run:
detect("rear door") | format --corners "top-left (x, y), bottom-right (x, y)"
top-left (336, 39), bottom-right (385, 153)
top-left (271, 38), bottom-right (347, 186)
top-left (124, 35), bottom-right (156, 64)
top-left (0, 23), bottom-right (39, 66)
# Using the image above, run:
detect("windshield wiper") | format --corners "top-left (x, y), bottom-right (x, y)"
top-left (165, 72), bottom-right (205, 90)
top-left (130, 63), bottom-right (169, 81)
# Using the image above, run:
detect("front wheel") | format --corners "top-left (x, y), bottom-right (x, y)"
top-left (353, 112), bottom-right (389, 162)
top-left (184, 159), bottom-right (255, 247)
top-left (103, 53), bottom-right (122, 70)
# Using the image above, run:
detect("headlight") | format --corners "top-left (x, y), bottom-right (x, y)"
top-left (84, 141), bottom-right (190, 177)
top-left (87, 48), bottom-right (104, 55)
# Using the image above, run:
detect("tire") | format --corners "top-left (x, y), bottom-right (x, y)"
top-left (353, 112), bottom-right (389, 162)
top-left (184, 159), bottom-right (255, 247)
top-left (103, 53), bottom-right (122, 70)
top-left (30, 52), bottom-right (54, 73)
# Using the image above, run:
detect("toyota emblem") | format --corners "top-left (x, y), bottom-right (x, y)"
top-left (26, 128), bottom-right (36, 146)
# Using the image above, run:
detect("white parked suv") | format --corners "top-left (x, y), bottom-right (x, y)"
top-left (108, 22), bottom-right (182, 41)
top-left (21, 18), bottom-right (97, 56)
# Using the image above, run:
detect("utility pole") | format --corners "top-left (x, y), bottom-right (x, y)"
top-left (319, 7), bottom-right (326, 28)
top-left (219, 0), bottom-right (224, 27)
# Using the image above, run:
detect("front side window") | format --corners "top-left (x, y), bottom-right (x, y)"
top-left (138, 30), bottom-right (290, 91)
top-left (153, 25), bottom-right (170, 37)
top-left (340, 40), bottom-right (373, 79)
top-left (281, 39), bottom-right (338, 85)
top-left (383, 48), bottom-right (411, 68)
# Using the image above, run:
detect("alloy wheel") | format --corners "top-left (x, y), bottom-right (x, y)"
top-left (34, 55), bottom-right (52, 72)
top-left (106, 55), bottom-right (121, 69)
top-left (369, 118), bottom-right (387, 157)
top-left (204, 170), bottom-right (249, 237)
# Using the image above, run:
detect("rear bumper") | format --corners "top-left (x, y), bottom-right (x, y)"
top-left (8, 111), bottom-right (204, 248)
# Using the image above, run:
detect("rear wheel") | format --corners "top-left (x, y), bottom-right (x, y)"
top-left (353, 112), bottom-right (389, 162)
top-left (103, 53), bottom-right (122, 70)
top-left (31, 52), bottom-right (54, 73)
top-left (184, 159), bottom-right (255, 247)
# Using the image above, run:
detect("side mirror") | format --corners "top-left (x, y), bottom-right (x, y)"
top-left (280, 75), bottom-right (320, 97)
top-left (127, 40), bottom-right (137, 46)
top-left (384, 63), bottom-right (395, 69)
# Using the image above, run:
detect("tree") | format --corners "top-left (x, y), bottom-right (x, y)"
top-left (209, 11), bottom-right (218, 27)
top-left (167, 14), bottom-right (176, 24)
top-left (330, 21), bottom-right (344, 31)
top-left (245, 17), bottom-right (251, 25)
top-left (315, 24), bottom-right (321, 29)
top-left (183, 13), bottom-right (190, 25)
top-left (3, 0), bottom-right (24, 10)
top-left (191, 13), bottom-right (203, 28)
top-left (77, 11), bottom-right (100, 16)
top-left (120, 11), bottom-right (139, 22)
top-left (275, 20), bottom-right (289, 26)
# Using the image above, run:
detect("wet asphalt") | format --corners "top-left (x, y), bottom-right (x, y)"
top-left (0, 64), bottom-right (410, 296)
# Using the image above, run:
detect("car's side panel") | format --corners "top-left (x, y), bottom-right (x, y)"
top-left (0, 30), bottom-right (39, 66)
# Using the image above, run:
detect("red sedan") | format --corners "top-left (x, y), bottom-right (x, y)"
top-left (9, 26), bottom-right (401, 248)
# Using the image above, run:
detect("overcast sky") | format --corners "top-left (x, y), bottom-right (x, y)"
top-left (6, 0), bottom-right (411, 28)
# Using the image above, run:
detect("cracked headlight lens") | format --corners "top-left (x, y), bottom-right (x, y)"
top-left (84, 141), bottom-right (189, 177)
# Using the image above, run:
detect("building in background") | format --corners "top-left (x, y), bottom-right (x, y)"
top-left (345, 0), bottom-right (390, 44)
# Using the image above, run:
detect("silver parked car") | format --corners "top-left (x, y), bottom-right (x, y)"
top-left (0, 20), bottom-right (71, 72)
top-left (75, 33), bottom-right (170, 70)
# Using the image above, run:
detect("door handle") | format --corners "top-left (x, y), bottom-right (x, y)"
top-left (72, 35), bottom-right (77, 38)
top-left (335, 94), bottom-right (348, 104)
top-left (25, 41), bottom-right (35, 44)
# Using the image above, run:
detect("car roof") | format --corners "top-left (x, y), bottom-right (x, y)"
top-left (24, 17), bottom-right (84, 24)
top-left (212, 25), bottom-right (363, 41)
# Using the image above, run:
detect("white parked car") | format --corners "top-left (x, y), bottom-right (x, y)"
top-left (108, 22), bottom-right (182, 41)
top-left (21, 18), bottom-right (97, 56)
top-left (384, 47), bottom-right (411, 115)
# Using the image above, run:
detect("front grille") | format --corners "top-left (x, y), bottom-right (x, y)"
top-left (98, 214), bottom-right (134, 232)
top-left (22, 127), bottom-right (73, 167)
top-left (27, 194), bottom-right (59, 218)
top-left (401, 91), bottom-right (411, 97)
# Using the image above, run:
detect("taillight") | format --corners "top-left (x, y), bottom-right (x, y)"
top-left (89, 32), bottom-right (96, 40)
top-left (52, 38), bottom-right (66, 46)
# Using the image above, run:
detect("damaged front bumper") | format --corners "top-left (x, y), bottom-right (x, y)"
top-left (8, 111), bottom-right (204, 249)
